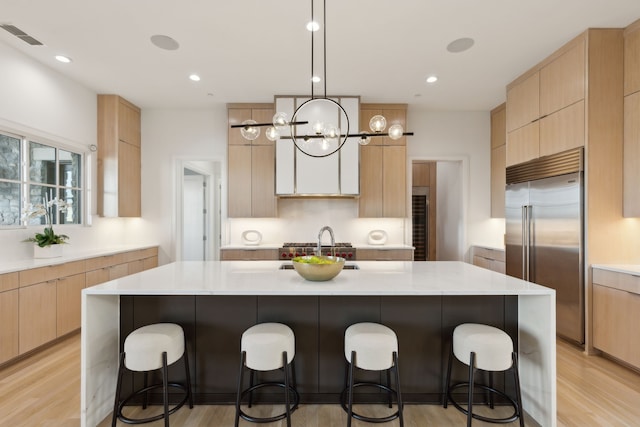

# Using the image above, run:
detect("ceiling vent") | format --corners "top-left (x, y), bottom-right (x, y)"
top-left (0, 24), bottom-right (43, 46)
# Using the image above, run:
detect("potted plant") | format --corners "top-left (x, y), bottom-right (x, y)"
top-left (22, 193), bottom-right (70, 258)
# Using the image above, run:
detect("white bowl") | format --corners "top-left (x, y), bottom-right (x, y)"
top-left (241, 230), bottom-right (262, 246)
top-left (367, 230), bottom-right (388, 245)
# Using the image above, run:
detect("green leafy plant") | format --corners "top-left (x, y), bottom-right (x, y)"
top-left (22, 193), bottom-right (70, 247)
top-left (26, 226), bottom-right (69, 247)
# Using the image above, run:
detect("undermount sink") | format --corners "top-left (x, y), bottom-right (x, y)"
top-left (280, 263), bottom-right (359, 270)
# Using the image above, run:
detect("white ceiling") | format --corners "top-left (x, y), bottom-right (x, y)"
top-left (2, 0), bottom-right (640, 111)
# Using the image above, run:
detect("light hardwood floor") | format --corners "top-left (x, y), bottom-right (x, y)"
top-left (1, 333), bottom-right (640, 426)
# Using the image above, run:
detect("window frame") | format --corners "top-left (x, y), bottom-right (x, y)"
top-left (0, 129), bottom-right (87, 229)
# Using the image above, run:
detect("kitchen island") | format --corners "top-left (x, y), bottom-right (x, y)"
top-left (81, 261), bottom-right (556, 426)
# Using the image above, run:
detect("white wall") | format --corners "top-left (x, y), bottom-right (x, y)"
top-left (0, 41), bottom-right (150, 262)
top-left (141, 108), bottom-right (227, 264)
top-left (408, 108), bottom-right (505, 259)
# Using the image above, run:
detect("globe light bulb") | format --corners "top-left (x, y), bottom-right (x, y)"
top-left (312, 120), bottom-right (324, 135)
top-left (324, 124), bottom-right (339, 139)
top-left (273, 112), bottom-right (288, 128)
top-left (369, 115), bottom-right (387, 133)
top-left (265, 126), bottom-right (280, 141)
top-left (388, 124), bottom-right (404, 140)
top-left (240, 120), bottom-right (260, 141)
top-left (358, 131), bottom-right (371, 145)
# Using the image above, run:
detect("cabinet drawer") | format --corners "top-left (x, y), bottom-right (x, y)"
top-left (357, 249), bottom-right (414, 261)
top-left (472, 247), bottom-right (505, 262)
top-left (592, 268), bottom-right (640, 295)
top-left (472, 256), bottom-right (506, 274)
top-left (85, 268), bottom-right (110, 287)
top-left (0, 272), bottom-right (19, 292)
top-left (221, 249), bottom-right (278, 260)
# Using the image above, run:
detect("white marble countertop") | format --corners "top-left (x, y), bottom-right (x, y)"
top-left (83, 260), bottom-right (553, 296)
top-left (221, 244), bottom-right (415, 250)
top-left (592, 264), bottom-right (640, 276)
top-left (0, 244), bottom-right (158, 274)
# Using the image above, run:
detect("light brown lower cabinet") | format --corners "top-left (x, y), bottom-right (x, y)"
top-left (1, 246), bottom-right (158, 366)
top-left (19, 281), bottom-right (57, 354)
top-left (357, 248), bottom-right (414, 261)
top-left (593, 282), bottom-right (640, 368)
top-left (221, 248), bottom-right (279, 260)
top-left (56, 273), bottom-right (86, 336)
top-left (471, 246), bottom-right (506, 274)
top-left (0, 289), bottom-right (19, 364)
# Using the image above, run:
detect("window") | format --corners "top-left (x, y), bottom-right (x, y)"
top-left (0, 131), bottom-right (84, 227)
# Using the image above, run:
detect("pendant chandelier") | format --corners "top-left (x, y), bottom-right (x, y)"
top-left (231, 0), bottom-right (413, 158)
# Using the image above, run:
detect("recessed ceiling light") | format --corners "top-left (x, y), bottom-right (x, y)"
top-left (150, 34), bottom-right (180, 51)
top-left (55, 55), bottom-right (72, 63)
top-left (189, 74), bottom-right (201, 82)
top-left (426, 76), bottom-right (438, 84)
top-left (306, 21), bottom-right (320, 31)
top-left (311, 76), bottom-right (321, 83)
top-left (447, 37), bottom-right (474, 53)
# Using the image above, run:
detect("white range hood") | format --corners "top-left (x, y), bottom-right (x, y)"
top-left (275, 96), bottom-right (360, 196)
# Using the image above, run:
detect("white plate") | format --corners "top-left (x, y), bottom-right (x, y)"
top-left (241, 230), bottom-right (262, 246)
top-left (367, 230), bottom-right (388, 245)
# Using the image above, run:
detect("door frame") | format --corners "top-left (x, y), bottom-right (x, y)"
top-left (174, 158), bottom-right (222, 261)
top-left (409, 156), bottom-right (468, 261)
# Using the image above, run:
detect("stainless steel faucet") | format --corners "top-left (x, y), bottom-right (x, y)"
top-left (317, 226), bottom-right (335, 256)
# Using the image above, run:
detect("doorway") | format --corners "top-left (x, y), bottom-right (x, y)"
top-left (175, 160), bottom-right (221, 261)
top-left (183, 169), bottom-right (207, 260)
top-left (411, 159), bottom-right (465, 261)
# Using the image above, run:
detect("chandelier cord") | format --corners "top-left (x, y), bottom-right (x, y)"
top-left (311, 0), bottom-right (315, 99)
top-left (323, 0), bottom-right (327, 99)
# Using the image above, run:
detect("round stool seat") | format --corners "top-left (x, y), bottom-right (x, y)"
top-left (241, 323), bottom-right (295, 371)
top-left (124, 323), bottom-right (185, 372)
top-left (345, 322), bottom-right (398, 371)
top-left (453, 323), bottom-right (513, 372)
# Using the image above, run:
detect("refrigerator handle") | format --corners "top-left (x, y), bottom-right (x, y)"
top-left (526, 205), bottom-right (532, 281)
top-left (522, 205), bottom-right (527, 280)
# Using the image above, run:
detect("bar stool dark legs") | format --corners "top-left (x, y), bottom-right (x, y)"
top-left (443, 323), bottom-right (524, 427)
top-left (111, 323), bottom-right (193, 427)
top-left (234, 323), bottom-right (299, 427)
top-left (341, 322), bottom-right (404, 427)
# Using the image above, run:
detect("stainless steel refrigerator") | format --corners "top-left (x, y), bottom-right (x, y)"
top-left (505, 148), bottom-right (584, 344)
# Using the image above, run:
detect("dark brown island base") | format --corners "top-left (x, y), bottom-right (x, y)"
top-left (119, 294), bottom-right (518, 404)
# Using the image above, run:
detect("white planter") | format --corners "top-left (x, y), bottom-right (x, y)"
top-left (33, 244), bottom-right (63, 259)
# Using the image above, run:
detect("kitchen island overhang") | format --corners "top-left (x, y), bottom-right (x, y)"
top-left (81, 261), bottom-right (556, 427)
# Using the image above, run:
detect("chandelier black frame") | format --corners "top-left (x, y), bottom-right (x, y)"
top-left (230, 0), bottom-right (414, 158)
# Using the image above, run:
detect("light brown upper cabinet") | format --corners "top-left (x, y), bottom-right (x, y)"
top-left (227, 104), bottom-right (277, 218)
top-left (624, 20), bottom-right (640, 217)
top-left (97, 95), bottom-right (142, 217)
top-left (359, 104), bottom-right (407, 218)
top-left (505, 38), bottom-right (586, 166)
top-left (624, 19), bottom-right (640, 96)
top-left (624, 91), bottom-right (640, 216)
top-left (506, 34), bottom-right (590, 167)
top-left (506, 73), bottom-right (539, 133)
top-left (490, 104), bottom-right (506, 218)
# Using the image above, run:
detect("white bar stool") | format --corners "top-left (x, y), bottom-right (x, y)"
top-left (341, 322), bottom-right (404, 427)
top-left (112, 323), bottom-right (193, 427)
top-left (235, 322), bottom-right (299, 427)
top-left (443, 323), bottom-right (524, 427)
